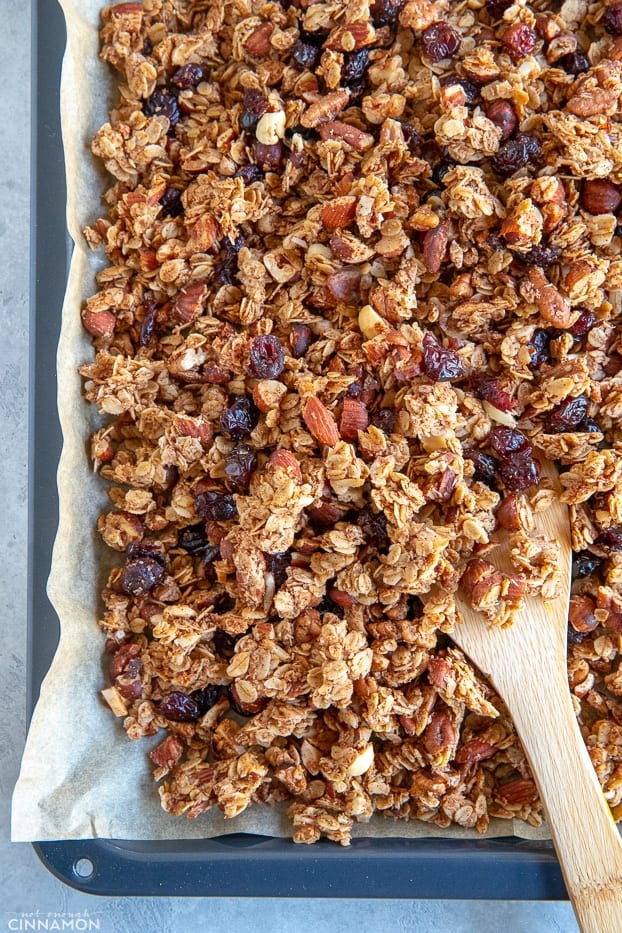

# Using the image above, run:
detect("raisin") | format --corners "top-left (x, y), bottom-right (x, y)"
top-left (159, 691), bottom-right (201, 722)
top-left (370, 0), bottom-right (406, 27)
top-left (527, 329), bottom-right (551, 368)
top-left (491, 133), bottom-right (542, 176)
top-left (142, 37), bottom-right (153, 56)
top-left (567, 624), bottom-right (589, 645)
top-left (265, 551), bottom-right (291, 588)
top-left (234, 164), bottom-right (264, 184)
top-left (432, 160), bottom-right (455, 185)
top-left (369, 408), bottom-right (397, 434)
top-left (224, 444), bottom-right (257, 490)
top-left (604, 3), bottom-right (622, 35)
top-left (139, 295), bottom-right (158, 347)
top-left (465, 450), bottom-right (499, 486)
top-left (214, 236), bottom-right (244, 285)
top-left (214, 629), bottom-right (239, 659)
top-left (596, 527), bottom-right (622, 552)
top-left (422, 333), bottom-right (464, 381)
top-left (498, 453), bottom-right (540, 492)
top-left (178, 524), bottom-right (210, 553)
top-left (290, 324), bottom-right (314, 358)
top-left (160, 186), bottom-right (184, 218)
top-left (195, 490), bottom-right (238, 522)
top-left (559, 50), bottom-right (590, 74)
top-left (240, 89), bottom-right (268, 131)
top-left (421, 22), bottom-right (461, 63)
top-left (470, 373), bottom-right (514, 412)
top-left (572, 552), bottom-right (603, 579)
top-left (502, 23), bottom-right (536, 62)
top-left (171, 63), bottom-right (204, 89)
top-left (358, 508), bottom-right (389, 549)
top-left (228, 684), bottom-right (268, 716)
top-left (120, 556), bottom-right (166, 597)
top-left (248, 334), bottom-right (285, 379)
top-left (400, 122), bottom-right (422, 153)
top-left (292, 40), bottom-right (320, 70)
top-left (342, 49), bottom-right (369, 86)
top-left (579, 418), bottom-right (602, 434)
top-left (192, 685), bottom-right (222, 714)
top-left (546, 395), bottom-right (590, 433)
top-left (569, 309), bottom-right (596, 337)
top-left (489, 426), bottom-right (531, 457)
top-left (317, 593), bottom-right (345, 618)
top-left (486, 0), bottom-right (513, 16)
top-left (143, 88), bottom-right (180, 127)
top-left (515, 244), bottom-right (561, 267)
top-left (254, 141), bottom-right (284, 170)
top-left (439, 75), bottom-right (479, 105)
top-left (219, 396), bottom-right (258, 440)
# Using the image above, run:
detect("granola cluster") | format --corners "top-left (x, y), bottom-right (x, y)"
top-left (84, 0), bottom-right (622, 843)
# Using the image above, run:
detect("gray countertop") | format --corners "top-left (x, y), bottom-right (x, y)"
top-left (0, 2), bottom-right (577, 928)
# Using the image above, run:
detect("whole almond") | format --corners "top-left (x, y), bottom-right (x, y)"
top-left (303, 397), bottom-right (340, 446)
top-left (320, 196), bottom-right (357, 231)
top-left (82, 308), bottom-right (116, 337)
top-left (339, 398), bottom-right (369, 440)
top-left (245, 22), bottom-right (274, 57)
top-left (270, 449), bottom-right (303, 482)
top-left (422, 220), bottom-right (449, 273)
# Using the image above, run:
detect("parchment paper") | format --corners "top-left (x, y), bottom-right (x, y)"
top-left (12, 0), bottom-right (552, 844)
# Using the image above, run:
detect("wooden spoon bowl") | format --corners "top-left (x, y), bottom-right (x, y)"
top-left (452, 462), bottom-right (622, 932)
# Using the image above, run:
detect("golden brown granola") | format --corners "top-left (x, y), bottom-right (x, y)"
top-left (82, 0), bottom-right (622, 844)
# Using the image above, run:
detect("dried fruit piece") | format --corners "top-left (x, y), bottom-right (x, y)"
top-left (421, 23), bottom-right (461, 63)
top-left (491, 134), bottom-right (542, 176)
top-left (502, 23), bottom-right (536, 62)
top-left (422, 333), bottom-right (464, 382)
top-left (219, 396), bottom-right (259, 439)
top-left (248, 335), bottom-right (285, 379)
top-left (303, 397), bottom-right (340, 446)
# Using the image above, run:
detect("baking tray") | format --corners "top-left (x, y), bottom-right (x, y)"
top-left (29, 0), bottom-right (569, 898)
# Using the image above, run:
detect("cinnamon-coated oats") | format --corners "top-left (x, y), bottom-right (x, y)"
top-left (83, 0), bottom-right (622, 843)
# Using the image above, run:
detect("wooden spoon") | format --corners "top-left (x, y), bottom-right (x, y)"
top-left (451, 462), bottom-right (622, 933)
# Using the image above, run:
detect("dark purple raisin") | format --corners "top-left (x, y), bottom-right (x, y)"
top-left (234, 164), bottom-right (264, 184)
top-left (597, 527), bottom-right (622, 552)
top-left (290, 323), bottom-right (314, 358)
top-left (214, 628), bottom-right (238, 659)
top-left (159, 691), bottom-right (201, 722)
top-left (370, 0), bottom-right (406, 27)
top-left (254, 141), bottom-right (284, 170)
top-left (559, 50), bottom-right (590, 75)
top-left (120, 556), bottom-right (166, 597)
top-left (546, 394), bottom-right (590, 433)
top-left (139, 295), bottom-right (158, 347)
top-left (486, 0), bottom-right (513, 17)
top-left (224, 444), bottom-right (257, 490)
top-left (357, 509), bottom-right (389, 549)
top-left (248, 335), bottom-right (285, 379)
top-left (491, 133), bottom-right (542, 176)
top-left (604, 3), bottom-right (622, 35)
top-left (299, 29), bottom-right (327, 47)
top-left (569, 309), bottom-right (596, 337)
top-left (432, 160), bottom-right (455, 185)
top-left (422, 333), bottom-right (464, 381)
top-left (489, 426), bottom-right (531, 458)
top-left (171, 63), bottom-right (204, 89)
top-left (160, 186), bottom-right (184, 217)
top-left (191, 685), bottom-right (223, 714)
top-left (240, 89), bottom-right (268, 131)
top-left (265, 551), bottom-right (291, 589)
top-left (421, 22), bottom-right (461, 63)
top-left (400, 122), bottom-right (422, 153)
top-left (342, 49), bottom-right (369, 85)
top-left (567, 624), bottom-right (589, 645)
top-left (228, 684), bottom-right (268, 716)
top-left (316, 593), bottom-right (345, 619)
top-left (527, 329), bottom-right (551, 368)
top-left (178, 524), bottom-right (210, 553)
top-left (213, 237), bottom-right (244, 285)
top-left (219, 396), bottom-right (258, 439)
top-left (142, 37), bottom-right (153, 56)
top-left (572, 552), bottom-right (603, 579)
top-left (127, 541), bottom-right (167, 564)
top-left (470, 373), bottom-right (514, 412)
top-left (439, 74), bottom-right (479, 104)
top-left (515, 244), bottom-right (561, 267)
top-left (579, 418), bottom-right (602, 434)
top-left (143, 88), bottom-right (180, 127)
top-left (369, 408), bottom-right (397, 434)
top-left (498, 452), bottom-right (540, 492)
top-left (465, 450), bottom-right (499, 486)
top-left (195, 490), bottom-right (238, 522)
top-left (292, 40), bottom-right (320, 70)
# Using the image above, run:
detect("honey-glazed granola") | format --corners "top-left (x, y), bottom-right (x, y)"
top-left (81, 0), bottom-right (622, 844)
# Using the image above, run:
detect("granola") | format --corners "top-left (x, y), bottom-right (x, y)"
top-left (82, 0), bottom-right (622, 844)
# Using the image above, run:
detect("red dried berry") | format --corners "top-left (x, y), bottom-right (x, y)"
top-left (240, 89), bottom-right (268, 131)
top-left (471, 373), bottom-right (515, 412)
top-left (248, 335), bottom-right (285, 379)
top-left (171, 63), bottom-right (204, 89)
top-left (569, 309), bottom-right (596, 338)
top-left (489, 426), bottom-right (531, 458)
top-left (491, 133), bottom-right (542, 176)
top-left (502, 23), bottom-right (536, 62)
top-left (421, 22), bottom-right (461, 63)
top-left (422, 333), bottom-right (464, 381)
top-left (527, 329), bottom-right (551, 368)
top-left (195, 490), bottom-right (238, 522)
top-left (546, 395), bottom-right (590, 433)
top-left (370, 0), bottom-right (406, 27)
top-left (465, 450), bottom-right (500, 486)
top-left (486, 0), bottom-right (513, 17)
top-left (369, 408), bottom-right (397, 434)
top-left (498, 452), bottom-right (540, 491)
top-left (159, 691), bottom-right (201, 722)
top-left (143, 88), bottom-right (180, 127)
top-left (292, 40), bottom-right (321, 70)
top-left (224, 444), bottom-right (257, 490)
top-left (219, 396), bottom-right (258, 439)
top-left (597, 527), bottom-right (622, 552)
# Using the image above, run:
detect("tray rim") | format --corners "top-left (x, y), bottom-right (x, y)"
top-left (29, 0), bottom-right (567, 899)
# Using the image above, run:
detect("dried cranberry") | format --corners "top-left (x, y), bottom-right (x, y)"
top-left (219, 396), bottom-right (258, 439)
top-left (491, 134), bottom-right (542, 176)
top-left (248, 335), bottom-right (285, 379)
top-left (143, 88), bottom-right (180, 127)
top-left (357, 509), bottom-right (389, 549)
top-left (369, 408), bottom-right (397, 434)
top-left (498, 452), bottom-right (540, 491)
top-left (178, 524), bottom-right (210, 553)
top-left (515, 244), bottom-right (561, 267)
top-left (559, 50), bottom-right (590, 74)
top-left (228, 684), bottom-right (268, 716)
top-left (439, 75), bottom-right (479, 105)
top-left (120, 556), bottom-right (166, 597)
top-left (191, 685), bottom-right (222, 714)
top-left (486, 0), bottom-right (513, 16)
top-left (470, 373), bottom-right (514, 412)
top-left (604, 3), bottom-right (622, 35)
top-left (224, 444), bottom-right (257, 490)
top-left (502, 23), bottom-right (536, 62)
top-left (139, 296), bottom-right (158, 347)
top-left (342, 49), bottom-right (369, 86)
top-left (171, 63), bottom-right (204, 89)
top-left (421, 22), bottom-right (461, 63)
top-left (597, 527), bottom-right (622, 552)
top-left (159, 691), bottom-right (201, 722)
top-left (195, 490), bottom-right (238, 522)
top-left (489, 426), bottom-right (531, 457)
top-left (127, 541), bottom-right (167, 564)
top-left (465, 450), bottom-right (499, 486)
top-left (292, 40), bottom-right (320, 70)
top-left (290, 323), bottom-right (314, 358)
top-left (370, 0), bottom-right (406, 27)
top-left (234, 164), bottom-right (264, 185)
top-left (213, 629), bottom-right (239, 659)
top-left (572, 552), bottom-right (603, 579)
top-left (569, 309), bottom-right (596, 337)
top-left (265, 551), bottom-right (291, 589)
top-left (527, 329), bottom-right (551, 368)
top-left (160, 186), bottom-right (184, 218)
top-left (240, 89), bottom-right (268, 131)
top-left (546, 395), bottom-right (590, 433)
top-left (422, 333), bottom-right (464, 382)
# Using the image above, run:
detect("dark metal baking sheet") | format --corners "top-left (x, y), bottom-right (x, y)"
top-left (30, 0), bottom-right (568, 898)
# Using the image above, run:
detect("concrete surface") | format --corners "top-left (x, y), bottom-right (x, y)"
top-left (0, 2), bottom-right (579, 929)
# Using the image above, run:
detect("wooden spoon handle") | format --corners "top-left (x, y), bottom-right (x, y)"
top-left (504, 667), bottom-right (622, 933)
